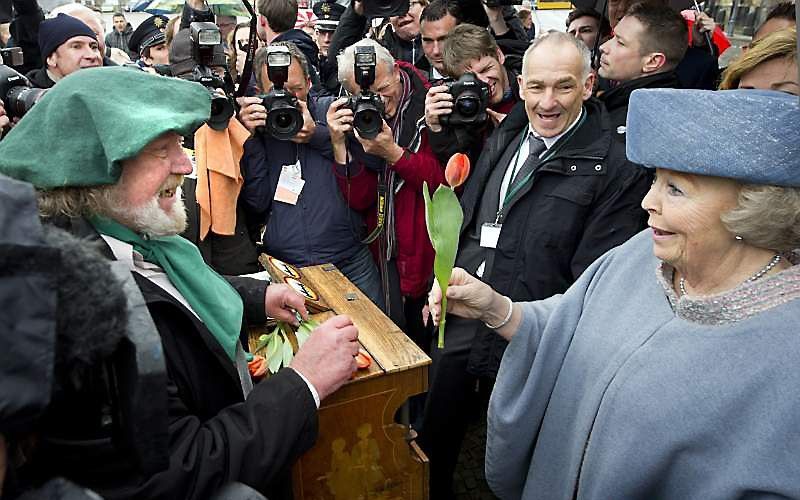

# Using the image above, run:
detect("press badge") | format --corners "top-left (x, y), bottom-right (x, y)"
top-left (274, 162), bottom-right (305, 205)
top-left (480, 223), bottom-right (502, 248)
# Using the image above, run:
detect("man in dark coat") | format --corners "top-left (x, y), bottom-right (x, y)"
top-left (598, 2), bottom-right (685, 139)
top-left (0, 66), bottom-right (360, 500)
top-left (25, 13), bottom-right (101, 88)
top-left (105, 12), bottom-right (135, 59)
top-left (417, 32), bottom-right (650, 499)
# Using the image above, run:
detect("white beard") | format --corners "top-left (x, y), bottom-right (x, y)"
top-left (102, 185), bottom-right (188, 238)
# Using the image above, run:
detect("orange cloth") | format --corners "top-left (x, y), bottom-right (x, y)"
top-left (194, 118), bottom-right (250, 240)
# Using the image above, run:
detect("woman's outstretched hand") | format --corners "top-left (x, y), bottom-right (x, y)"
top-left (427, 268), bottom-right (496, 325)
top-left (427, 268), bottom-right (522, 341)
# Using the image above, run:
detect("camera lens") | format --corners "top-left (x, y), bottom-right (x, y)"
top-left (275, 111), bottom-right (293, 129)
top-left (354, 108), bottom-right (382, 139)
top-left (6, 86), bottom-right (47, 118)
top-left (456, 96), bottom-right (479, 117)
top-left (207, 93), bottom-right (234, 131)
top-left (266, 106), bottom-right (302, 140)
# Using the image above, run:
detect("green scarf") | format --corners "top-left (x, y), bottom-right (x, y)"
top-left (91, 216), bottom-right (243, 361)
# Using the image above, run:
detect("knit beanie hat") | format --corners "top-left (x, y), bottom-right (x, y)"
top-left (38, 14), bottom-right (98, 62)
top-left (0, 66), bottom-right (211, 189)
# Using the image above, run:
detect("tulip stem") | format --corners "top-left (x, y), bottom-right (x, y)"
top-left (438, 296), bottom-right (447, 349)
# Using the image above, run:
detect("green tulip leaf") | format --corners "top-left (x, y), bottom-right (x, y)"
top-left (282, 337), bottom-right (294, 367)
top-left (267, 333), bottom-right (284, 373)
top-left (423, 181), bottom-right (464, 348)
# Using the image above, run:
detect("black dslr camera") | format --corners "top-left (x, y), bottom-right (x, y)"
top-left (183, 22), bottom-right (235, 130)
top-left (260, 45), bottom-right (303, 140)
top-left (0, 49), bottom-right (48, 120)
top-left (440, 72), bottom-right (489, 127)
top-left (346, 46), bottom-right (385, 139)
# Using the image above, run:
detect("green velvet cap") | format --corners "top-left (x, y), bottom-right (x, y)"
top-left (0, 67), bottom-right (211, 189)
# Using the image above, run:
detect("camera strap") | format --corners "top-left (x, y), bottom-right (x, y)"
top-left (235, 0), bottom-right (259, 99)
top-left (361, 171), bottom-right (388, 245)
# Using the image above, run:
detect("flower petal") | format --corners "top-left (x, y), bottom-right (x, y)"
top-left (445, 153), bottom-right (471, 188)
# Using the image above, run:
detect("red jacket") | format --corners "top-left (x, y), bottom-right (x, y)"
top-left (334, 62), bottom-right (444, 298)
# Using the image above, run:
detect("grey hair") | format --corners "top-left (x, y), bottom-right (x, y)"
top-left (38, 185), bottom-right (116, 219)
top-left (337, 38), bottom-right (395, 90)
top-left (722, 184), bottom-right (800, 252)
top-left (522, 30), bottom-right (592, 81)
top-left (49, 3), bottom-right (105, 30)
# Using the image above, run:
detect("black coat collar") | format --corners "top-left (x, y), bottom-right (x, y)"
top-left (600, 71), bottom-right (680, 113)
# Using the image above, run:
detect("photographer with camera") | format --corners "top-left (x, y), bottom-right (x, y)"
top-left (238, 42), bottom-right (383, 307)
top-left (327, 38), bottom-right (443, 344)
top-left (424, 22), bottom-right (521, 166)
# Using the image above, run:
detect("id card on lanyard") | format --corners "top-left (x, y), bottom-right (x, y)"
top-left (274, 160), bottom-right (304, 205)
top-left (479, 112), bottom-right (586, 249)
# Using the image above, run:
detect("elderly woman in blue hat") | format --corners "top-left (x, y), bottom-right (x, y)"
top-left (427, 88), bottom-right (800, 499)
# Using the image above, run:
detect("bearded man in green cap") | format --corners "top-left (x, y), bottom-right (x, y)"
top-left (0, 66), bottom-right (361, 499)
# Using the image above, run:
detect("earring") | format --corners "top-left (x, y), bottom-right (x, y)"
top-left (735, 235), bottom-right (743, 241)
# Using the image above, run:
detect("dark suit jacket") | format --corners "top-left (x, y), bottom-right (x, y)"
top-left (30, 216), bottom-right (318, 500)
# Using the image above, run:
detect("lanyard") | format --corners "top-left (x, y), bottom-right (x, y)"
top-left (495, 112), bottom-right (587, 224)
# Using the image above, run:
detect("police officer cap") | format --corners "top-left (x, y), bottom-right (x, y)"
top-left (128, 14), bottom-right (169, 55)
top-left (313, 1), bottom-right (345, 31)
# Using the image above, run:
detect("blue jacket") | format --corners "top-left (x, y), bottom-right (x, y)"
top-left (240, 95), bottom-right (365, 267)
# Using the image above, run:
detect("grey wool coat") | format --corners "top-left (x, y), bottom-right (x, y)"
top-left (487, 229), bottom-right (800, 499)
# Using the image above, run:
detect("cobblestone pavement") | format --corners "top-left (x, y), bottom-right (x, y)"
top-left (453, 414), bottom-right (498, 500)
top-left (447, 380), bottom-right (499, 500)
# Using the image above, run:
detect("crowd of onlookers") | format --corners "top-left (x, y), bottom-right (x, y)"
top-left (0, 0), bottom-right (797, 498)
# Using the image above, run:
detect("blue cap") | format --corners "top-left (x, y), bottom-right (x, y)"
top-left (626, 88), bottom-right (800, 187)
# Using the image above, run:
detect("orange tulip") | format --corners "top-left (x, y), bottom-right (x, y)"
top-left (445, 153), bottom-right (470, 189)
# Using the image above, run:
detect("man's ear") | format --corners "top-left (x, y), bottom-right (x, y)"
top-left (495, 47), bottom-right (505, 66)
top-left (642, 52), bottom-right (667, 74)
top-left (46, 52), bottom-right (57, 70)
top-left (517, 74), bottom-right (524, 101)
top-left (258, 14), bottom-right (267, 29)
top-left (582, 71), bottom-right (596, 100)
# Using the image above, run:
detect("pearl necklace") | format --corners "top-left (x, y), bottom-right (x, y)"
top-left (679, 253), bottom-right (782, 297)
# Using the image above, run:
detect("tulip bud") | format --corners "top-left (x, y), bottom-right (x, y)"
top-left (445, 153), bottom-right (471, 189)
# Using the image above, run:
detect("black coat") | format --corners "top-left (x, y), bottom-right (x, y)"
top-left (599, 70), bottom-right (681, 142)
top-left (181, 176), bottom-right (260, 276)
top-left (29, 217), bottom-right (318, 500)
top-left (25, 66), bottom-right (54, 88)
top-left (675, 46), bottom-right (720, 90)
top-left (459, 99), bottom-right (650, 377)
